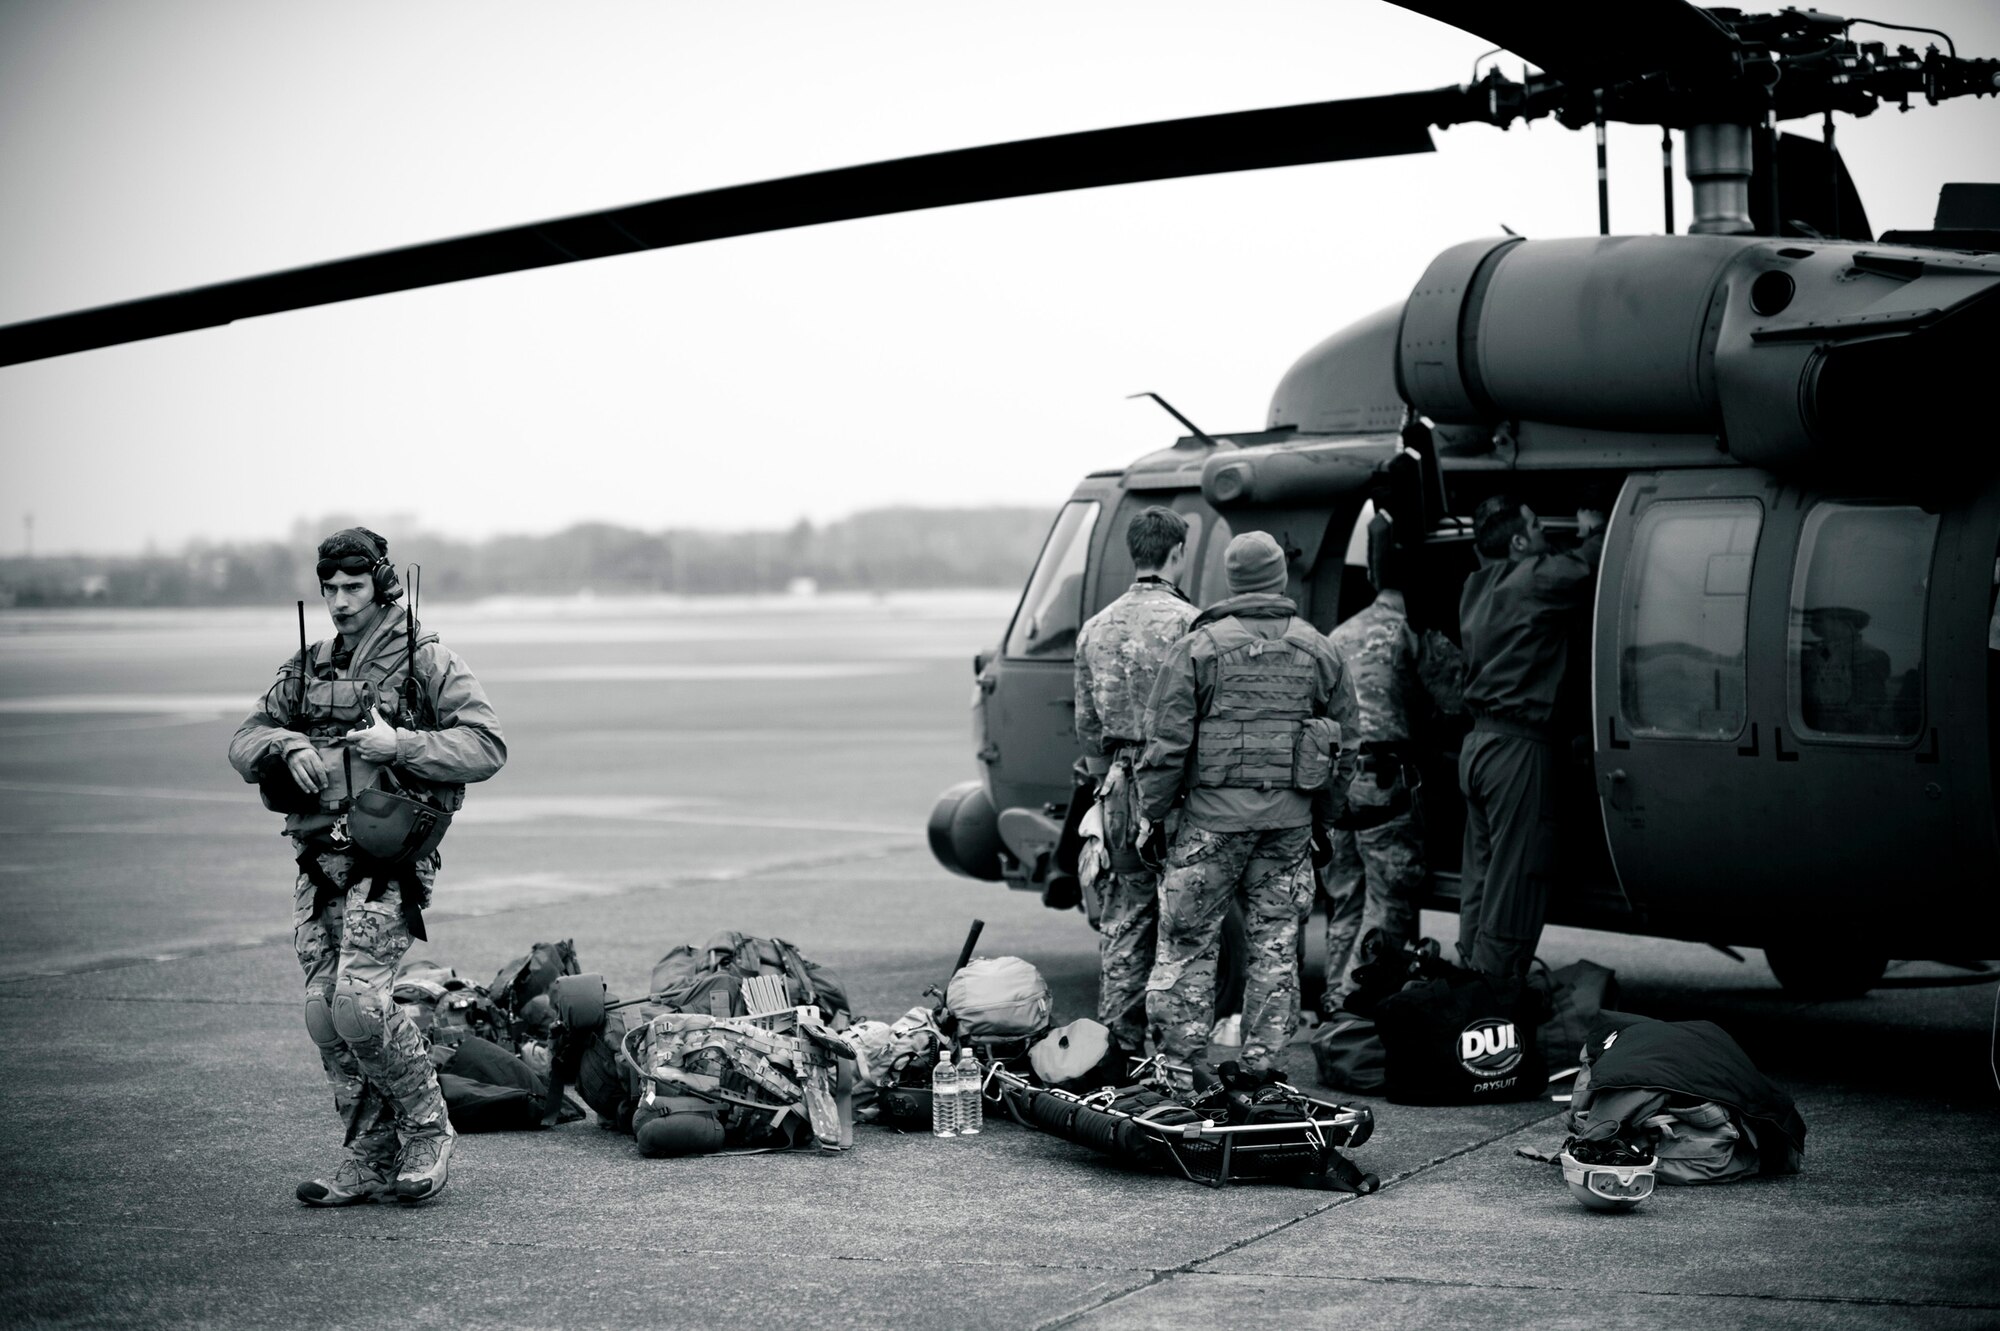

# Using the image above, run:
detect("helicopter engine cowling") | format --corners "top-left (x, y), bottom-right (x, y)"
top-left (1395, 234), bottom-right (2000, 473)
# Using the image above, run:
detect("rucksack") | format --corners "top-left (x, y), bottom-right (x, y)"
top-left (1374, 969), bottom-right (1550, 1105)
top-left (391, 957), bottom-right (510, 1050)
top-left (647, 931), bottom-right (851, 1025)
top-left (490, 939), bottom-right (583, 1040)
top-left (945, 956), bottom-right (1051, 1039)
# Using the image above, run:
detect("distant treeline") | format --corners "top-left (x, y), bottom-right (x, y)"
top-left (0, 507), bottom-right (1057, 606)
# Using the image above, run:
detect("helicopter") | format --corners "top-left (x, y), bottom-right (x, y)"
top-left (3, 3), bottom-right (1997, 999)
top-left (916, 6), bottom-right (2000, 1000)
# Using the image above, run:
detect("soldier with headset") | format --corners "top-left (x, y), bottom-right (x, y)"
top-left (228, 527), bottom-right (506, 1206)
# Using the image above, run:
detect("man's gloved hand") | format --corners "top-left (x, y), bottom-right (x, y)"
top-left (1576, 508), bottom-right (1606, 538)
top-left (284, 744), bottom-right (329, 794)
top-left (343, 707), bottom-right (401, 764)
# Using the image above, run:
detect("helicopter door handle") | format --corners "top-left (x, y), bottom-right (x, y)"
top-left (1604, 769), bottom-right (1632, 811)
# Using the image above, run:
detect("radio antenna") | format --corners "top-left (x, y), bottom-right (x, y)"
top-left (296, 600), bottom-right (308, 714)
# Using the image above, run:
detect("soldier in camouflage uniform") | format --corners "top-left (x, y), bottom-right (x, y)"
top-left (1073, 507), bottom-right (1197, 1052)
top-left (229, 528), bottom-right (506, 1206)
top-left (1137, 531), bottom-right (1358, 1075)
top-left (1320, 525), bottom-right (1465, 1012)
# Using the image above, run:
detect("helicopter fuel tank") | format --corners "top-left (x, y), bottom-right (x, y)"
top-left (1396, 235), bottom-right (2000, 473)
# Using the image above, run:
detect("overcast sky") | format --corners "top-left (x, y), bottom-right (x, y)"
top-left (2, 0), bottom-right (1996, 555)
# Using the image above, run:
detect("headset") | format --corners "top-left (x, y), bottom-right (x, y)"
top-left (315, 528), bottom-right (403, 603)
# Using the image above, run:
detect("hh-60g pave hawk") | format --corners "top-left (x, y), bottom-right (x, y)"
top-left (2, 3), bottom-right (1995, 999)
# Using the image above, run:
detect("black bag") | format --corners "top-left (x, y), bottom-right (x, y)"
top-left (1530, 959), bottom-right (1619, 1071)
top-left (1374, 970), bottom-right (1550, 1104)
top-left (1311, 1012), bottom-right (1388, 1095)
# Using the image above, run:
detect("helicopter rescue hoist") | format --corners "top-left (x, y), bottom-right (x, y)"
top-left (3, 2), bottom-right (1997, 998)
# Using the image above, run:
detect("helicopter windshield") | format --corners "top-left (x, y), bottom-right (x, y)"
top-left (1006, 501), bottom-right (1099, 659)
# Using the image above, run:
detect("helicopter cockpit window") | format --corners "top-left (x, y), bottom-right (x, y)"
top-left (1005, 500), bottom-right (1099, 659)
top-left (1789, 503), bottom-right (1937, 743)
top-left (1196, 516), bottom-right (1234, 607)
top-left (1618, 499), bottom-right (1762, 741)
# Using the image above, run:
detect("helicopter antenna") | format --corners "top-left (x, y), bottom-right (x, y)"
top-left (1660, 128), bottom-right (1675, 234)
top-left (1593, 91), bottom-right (1609, 236)
top-left (1127, 393), bottom-right (1221, 448)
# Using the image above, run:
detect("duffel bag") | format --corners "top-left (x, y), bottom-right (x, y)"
top-left (1374, 970), bottom-right (1549, 1104)
top-left (1311, 1011), bottom-right (1388, 1095)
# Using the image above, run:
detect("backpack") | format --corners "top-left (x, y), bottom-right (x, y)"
top-left (490, 939), bottom-right (583, 1040)
top-left (1373, 969), bottom-right (1550, 1105)
top-left (391, 957), bottom-right (510, 1050)
top-left (946, 956), bottom-right (1052, 1039)
top-left (647, 931), bottom-right (851, 1025)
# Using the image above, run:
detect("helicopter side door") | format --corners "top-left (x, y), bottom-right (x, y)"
top-left (1592, 471), bottom-right (1960, 947)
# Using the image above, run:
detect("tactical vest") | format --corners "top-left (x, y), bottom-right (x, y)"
top-left (1193, 617), bottom-right (1336, 793)
top-left (265, 629), bottom-right (465, 814)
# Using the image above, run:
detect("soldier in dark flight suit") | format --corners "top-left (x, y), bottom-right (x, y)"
top-left (1456, 497), bottom-right (1604, 980)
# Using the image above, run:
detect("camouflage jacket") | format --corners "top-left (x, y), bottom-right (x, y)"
top-left (1328, 590), bottom-right (1467, 746)
top-left (1074, 579), bottom-right (1197, 757)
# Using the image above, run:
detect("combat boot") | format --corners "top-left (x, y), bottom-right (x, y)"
top-left (393, 1117), bottom-right (456, 1203)
top-left (296, 1154), bottom-right (394, 1207)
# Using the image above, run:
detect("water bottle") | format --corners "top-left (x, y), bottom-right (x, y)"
top-left (930, 1045), bottom-right (959, 1138)
top-left (956, 1046), bottom-right (984, 1135)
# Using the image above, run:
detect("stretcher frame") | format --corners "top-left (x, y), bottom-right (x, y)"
top-left (987, 1063), bottom-right (1379, 1193)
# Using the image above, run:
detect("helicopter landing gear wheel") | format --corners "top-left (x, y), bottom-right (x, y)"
top-left (1764, 946), bottom-right (1887, 1000)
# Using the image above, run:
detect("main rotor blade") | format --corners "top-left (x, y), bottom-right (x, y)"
top-left (1387, 1), bottom-right (1738, 87)
top-left (0, 90), bottom-right (1448, 368)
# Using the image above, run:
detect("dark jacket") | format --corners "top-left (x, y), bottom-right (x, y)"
top-left (1136, 593), bottom-right (1358, 832)
top-left (1459, 531), bottom-right (1603, 729)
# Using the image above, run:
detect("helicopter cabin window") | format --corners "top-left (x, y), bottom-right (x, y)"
top-left (1005, 500), bottom-right (1100, 659)
top-left (1618, 498), bottom-right (1761, 741)
top-left (1789, 502), bottom-right (1938, 743)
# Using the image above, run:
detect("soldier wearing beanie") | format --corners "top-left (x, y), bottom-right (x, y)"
top-left (1135, 531), bottom-right (1358, 1076)
top-left (228, 526), bottom-right (506, 1206)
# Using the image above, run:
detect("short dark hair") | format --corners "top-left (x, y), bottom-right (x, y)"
top-left (1126, 507), bottom-right (1188, 569)
top-left (1473, 495), bottom-right (1528, 559)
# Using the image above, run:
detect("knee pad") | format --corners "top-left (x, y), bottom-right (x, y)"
top-left (331, 977), bottom-right (387, 1045)
top-left (304, 991), bottom-right (342, 1052)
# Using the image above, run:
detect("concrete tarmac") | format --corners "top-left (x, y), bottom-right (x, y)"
top-left (1, 596), bottom-right (1996, 1329)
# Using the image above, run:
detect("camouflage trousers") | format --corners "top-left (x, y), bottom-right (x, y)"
top-left (293, 845), bottom-right (445, 1159)
top-left (1146, 822), bottom-right (1314, 1073)
top-left (1320, 806), bottom-right (1427, 1012)
top-left (1093, 868), bottom-right (1158, 1051)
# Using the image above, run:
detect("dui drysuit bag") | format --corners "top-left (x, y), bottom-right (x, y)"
top-left (1373, 969), bottom-right (1549, 1104)
top-left (946, 956), bottom-right (1052, 1039)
